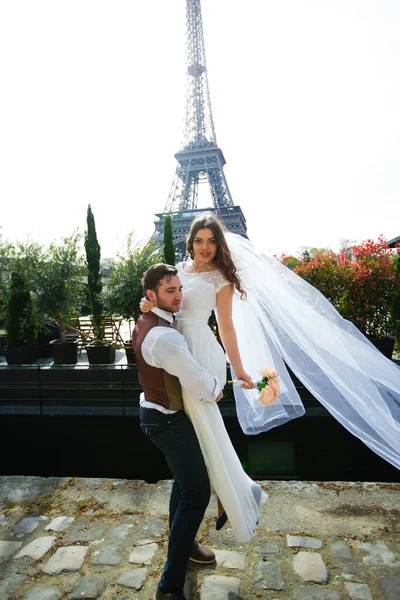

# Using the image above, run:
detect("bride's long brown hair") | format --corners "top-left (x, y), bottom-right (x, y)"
top-left (186, 213), bottom-right (246, 297)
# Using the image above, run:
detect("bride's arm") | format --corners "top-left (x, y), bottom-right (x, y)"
top-left (216, 285), bottom-right (255, 389)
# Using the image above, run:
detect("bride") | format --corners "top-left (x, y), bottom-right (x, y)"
top-left (141, 213), bottom-right (270, 543)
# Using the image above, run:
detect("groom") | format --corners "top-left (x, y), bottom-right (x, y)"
top-left (132, 263), bottom-right (222, 600)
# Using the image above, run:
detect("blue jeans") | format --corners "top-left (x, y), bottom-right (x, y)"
top-left (140, 406), bottom-right (211, 594)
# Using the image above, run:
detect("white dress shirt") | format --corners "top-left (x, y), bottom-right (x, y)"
top-left (139, 307), bottom-right (221, 414)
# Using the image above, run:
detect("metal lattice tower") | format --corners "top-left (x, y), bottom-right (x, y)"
top-left (153, 0), bottom-right (247, 257)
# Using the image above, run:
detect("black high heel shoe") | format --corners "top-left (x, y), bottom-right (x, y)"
top-left (215, 511), bottom-right (228, 531)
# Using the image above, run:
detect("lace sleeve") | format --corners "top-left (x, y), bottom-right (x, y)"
top-left (208, 270), bottom-right (231, 294)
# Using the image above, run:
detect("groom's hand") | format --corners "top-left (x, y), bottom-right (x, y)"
top-left (216, 392), bottom-right (223, 403)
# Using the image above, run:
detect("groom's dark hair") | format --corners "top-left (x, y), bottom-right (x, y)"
top-left (142, 263), bottom-right (178, 295)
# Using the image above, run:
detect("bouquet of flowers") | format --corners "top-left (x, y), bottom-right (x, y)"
top-left (257, 366), bottom-right (280, 405)
top-left (230, 366), bottom-right (280, 406)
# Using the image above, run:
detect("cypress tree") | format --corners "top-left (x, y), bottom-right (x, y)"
top-left (163, 214), bottom-right (176, 266)
top-left (84, 205), bottom-right (104, 340)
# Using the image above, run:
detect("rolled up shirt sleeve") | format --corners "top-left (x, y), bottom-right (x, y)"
top-left (142, 328), bottom-right (220, 403)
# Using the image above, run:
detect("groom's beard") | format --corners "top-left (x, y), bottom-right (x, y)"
top-left (154, 295), bottom-right (181, 314)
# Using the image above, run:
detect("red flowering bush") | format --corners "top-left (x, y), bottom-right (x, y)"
top-left (338, 237), bottom-right (399, 337)
top-left (292, 250), bottom-right (347, 309)
top-left (285, 236), bottom-right (400, 339)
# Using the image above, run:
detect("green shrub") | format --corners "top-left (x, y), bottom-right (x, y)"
top-left (6, 272), bottom-right (37, 347)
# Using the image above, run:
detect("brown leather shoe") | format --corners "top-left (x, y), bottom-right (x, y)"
top-left (154, 588), bottom-right (186, 599)
top-left (189, 541), bottom-right (216, 564)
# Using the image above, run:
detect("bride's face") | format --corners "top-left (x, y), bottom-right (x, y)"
top-left (193, 227), bottom-right (218, 264)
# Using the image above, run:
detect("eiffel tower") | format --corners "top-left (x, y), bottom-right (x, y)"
top-left (152, 0), bottom-right (247, 259)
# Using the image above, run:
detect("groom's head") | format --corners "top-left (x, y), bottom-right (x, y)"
top-left (143, 264), bottom-right (182, 313)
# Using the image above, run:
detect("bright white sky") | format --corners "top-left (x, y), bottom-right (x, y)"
top-left (1, 0), bottom-right (399, 258)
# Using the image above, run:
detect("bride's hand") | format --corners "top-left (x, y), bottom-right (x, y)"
top-left (140, 297), bottom-right (154, 313)
top-left (235, 371), bottom-right (255, 390)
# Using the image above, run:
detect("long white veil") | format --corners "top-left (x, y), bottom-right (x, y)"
top-left (223, 232), bottom-right (400, 471)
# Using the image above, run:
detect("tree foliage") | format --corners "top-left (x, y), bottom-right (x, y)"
top-left (36, 232), bottom-right (85, 342)
top-left (6, 272), bottom-right (37, 347)
top-left (390, 253), bottom-right (400, 349)
top-left (104, 236), bottom-right (162, 334)
top-left (84, 205), bottom-right (104, 340)
top-left (0, 240), bottom-right (45, 329)
top-left (163, 215), bottom-right (176, 266)
top-left (291, 236), bottom-right (400, 338)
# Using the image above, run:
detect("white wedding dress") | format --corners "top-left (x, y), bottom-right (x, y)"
top-left (174, 262), bottom-right (267, 544)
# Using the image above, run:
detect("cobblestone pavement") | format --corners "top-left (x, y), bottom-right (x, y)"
top-left (0, 476), bottom-right (399, 599)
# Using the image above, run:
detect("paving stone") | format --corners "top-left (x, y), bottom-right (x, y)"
top-left (14, 536), bottom-right (56, 560)
top-left (344, 582), bottom-right (373, 600)
top-left (295, 588), bottom-right (340, 600)
top-left (22, 585), bottom-right (63, 600)
top-left (12, 516), bottom-right (49, 537)
top-left (116, 568), bottom-right (147, 590)
top-left (91, 544), bottom-right (121, 565)
top-left (293, 551), bottom-right (328, 583)
top-left (287, 535), bottom-right (323, 549)
top-left (2, 555), bottom-right (33, 574)
top-left (69, 575), bottom-right (106, 598)
top-left (121, 514), bottom-right (142, 523)
top-left (42, 546), bottom-right (88, 574)
top-left (64, 520), bottom-right (107, 543)
top-left (183, 578), bottom-right (191, 599)
top-left (255, 540), bottom-right (280, 554)
top-left (207, 522), bottom-right (245, 549)
top-left (0, 513), bottom-right (11, 525)
top-left (0, 572), bottom-right (25, 598)
top-left (135, 518), bottom-right (166, 538)
top-left (146, 480), bottom-right (173, 516)
top-left (44, 516), bottom-right (75, 532)
top-left (380, 576), bottom-right (400, 600)
top-left (199, 575), bottom-right (241, 599)
top-left (214, 549), bottom-right (245, 570)
top-left (330, 541), bottom-right (354, 561)
top-left (129, 541), bottom-right (158, 565)
top-left (0, 540), bottom-right (23, 563)
top-left (109, 523), bottom-right (134, 539)
top-left (358, 542), bottom-right (400, 567)
top-left (342, 572), bottom-right (366, 582)
top-left (253, 560), bottom-right (284, 590)
top-left (135, 538), bottom-right (154, 545)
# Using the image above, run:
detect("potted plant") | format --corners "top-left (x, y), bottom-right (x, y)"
top-left (36, 319), bottom-right (61, 358)
top-left (4, 271), bottom-right (38, 365)
top-left (37, 232), bottom-right (85, 365)
top-left (84, 205), bottom-right (115, 365)
top-left (104, 235), bottom-right (162, 364)
top-left (0, 239), bottom-right (61, 359)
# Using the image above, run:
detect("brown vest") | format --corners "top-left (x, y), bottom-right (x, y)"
top-left (132, 311), bottom-right (184, 411)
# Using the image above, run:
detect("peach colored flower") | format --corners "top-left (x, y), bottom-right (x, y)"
top-left (259, 366), bottom-right (278, 378)
top-left (259, 385), bottom-right (276, 406)
top-left (269, 378), bottom-right (281, 394)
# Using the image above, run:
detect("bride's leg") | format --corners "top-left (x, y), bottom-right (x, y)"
top-left (215, 496), bottom-right (228, 530)
top-left (217, 497), bottom-right (224, 518)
